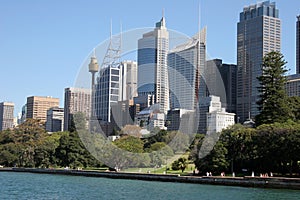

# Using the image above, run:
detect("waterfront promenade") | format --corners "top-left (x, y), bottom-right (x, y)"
top-left (1, 168), bottom-right (300, 190)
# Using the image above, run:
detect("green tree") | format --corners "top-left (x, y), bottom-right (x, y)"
top-left (256, 51), bottom-right (291, 126)
top-left (171, 157), bottom-right (188, 172)
top-left (194, 141), bottom-right (229, 174)
top-left (288, 96), bottom-right (300, 121)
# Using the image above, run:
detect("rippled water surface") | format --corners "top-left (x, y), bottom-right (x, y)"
top-left (1, 172), bottom-right (300, 200)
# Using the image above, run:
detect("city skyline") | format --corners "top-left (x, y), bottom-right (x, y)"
top-left (0, 0), bottom-right (300, 116)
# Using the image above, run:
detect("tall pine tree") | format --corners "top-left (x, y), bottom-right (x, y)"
top-left (256, 51), bottom-right (292, 126)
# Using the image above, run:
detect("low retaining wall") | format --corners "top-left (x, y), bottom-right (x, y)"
top-left (1, 168), bottom-right (300, 190)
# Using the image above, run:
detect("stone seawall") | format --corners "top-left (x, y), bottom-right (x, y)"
top-left (1, 168), bottom-right (300, 190)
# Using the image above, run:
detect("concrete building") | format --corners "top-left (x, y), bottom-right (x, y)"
top-left (46, 107), bottom-right (64, 132)
top-left (26, 96), bottom-right (59, 122)
top-left (64, 87), bottom-right (91, 131)
top-left (297, 15), bottom-right (300, 74)
top-left (206, 59), bottom-right (237, 114)
top-left (0, 102), bottom-right (15, 131)
top-left (198, 96), bottom-right (222, 134)
top-left (120, 61), bottom-right (138, 101)
top-left (138, 16), bottom-right (169, 113)
top-left (168, 28), bottom-right (206, 110)
top-left (236, 1), bottom-right (281, 122)
top-left (111, 100), bottom-right (135, 129)
top-left (207, 108), bottom-right (235, 135)
top-left (285, 74), bottom-right (300, 97)
top-left (199, 96), bottom-right (235, 134)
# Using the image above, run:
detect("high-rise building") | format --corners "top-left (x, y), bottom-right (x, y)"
top-left (0, 102), bottom-right (14, 131)
top-left (46, 107), bottom-right (64, 132)
top-left (120, 61), bottom-right (138, 101)
top-left (64, 87), bottom-right (91, 131)
top-left (138, 17), bottom-right (169, 113)
top-left (285, 74), bottom-right (300, 97)
top-left (94, 66), bottom-right (120, 122)
top-left (297, 15), bottom-right (300, 74)
top-left (26, 96), bottom-right (59, 122)
top-left (206, 59), bottom-right (237, 114)
top-left (236, 1), bottom-right (281, 122)
top-left (168, 28), bottom-right (207, 110)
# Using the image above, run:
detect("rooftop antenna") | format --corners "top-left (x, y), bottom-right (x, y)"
top-left (198, 1), bottom-right (201, 39)
top-left (120, 20), bottom-right (122, 55)
top-left (162, 8), bottom-right (165, 18)
top-left (110, 18), bottom-right (113, 41)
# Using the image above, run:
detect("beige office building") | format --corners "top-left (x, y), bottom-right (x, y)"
top-left (64, 87), bottom-right (91, 131)
top-left (26, 96), bottom-right (59, 122)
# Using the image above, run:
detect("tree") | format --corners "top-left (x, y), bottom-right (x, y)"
top-left (256, 51), bottom-right (292, 125)
top-left (194, 141), bottom-right (229, 174)
top-left (172, 157), bottom-right (188, 172)
top-left (288, 96), bottom-right (300, 121)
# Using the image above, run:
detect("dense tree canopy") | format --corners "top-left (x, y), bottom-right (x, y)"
top-left (256, 51), bottom-right (291, 125)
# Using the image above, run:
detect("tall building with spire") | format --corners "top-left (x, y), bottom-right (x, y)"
top-left (168, 28), bottom-right (206, 110)
top-left (236, 1), bottom-right (281, 122)
top-left (297, 15), bottom-right (300, 74)
top-left (138, 16), bottom-right (169, 114)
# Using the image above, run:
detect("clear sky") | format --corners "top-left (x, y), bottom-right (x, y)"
top-left (0, 0), bottom-right (299, 116)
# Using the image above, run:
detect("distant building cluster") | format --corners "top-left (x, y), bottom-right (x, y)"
top-left (2, 1), bottom-right (300, 135)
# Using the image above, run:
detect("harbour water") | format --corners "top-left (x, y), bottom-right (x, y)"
top-left (1, 172), bottom-right (300, 200)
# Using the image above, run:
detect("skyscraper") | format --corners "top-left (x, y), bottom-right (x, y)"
top-left (236, 1), bottom-right (281, 122)
top-left (168, 28), bottom-right (206, 110)
top-left (0, 102), bottom-right (14, 131)
top-left (64, 87), bottom-right (91, 131)
top-left (206, 59), bottom-right (237, 114)
top-left (120, 61), bottom-right (138, 101)
top-left (297, 15), bottom-right (300, 74)
top-left (26, 96), bottom-right (59, 122)
top-left (138, 16), bottom-right (169, 113)
top-left (94, 66), bottom-right (120, 122)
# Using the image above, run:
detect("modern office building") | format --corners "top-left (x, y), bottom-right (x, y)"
top-left (120, 61), bottom-right (138, 101)
top-left (94, 66), bottom-right (120, 123)
top-left (64, 87), bottom-right (91, 131)
top-left (166, 109), bottom-right (195, 132)
top-left (46, 107), bottom-right (64, 132)
top-left (138, 16), bottom-right (169, 113)
top-left (26, 96), bottom-right (59, 122)
top-left (206, 59), bottom-right (237, 114)
top-left (133, 94), bottom-right (155, 111)
top-left (285, 74), bottom-right (300, 97)
top-left (236, 1), bottom-right (281, 122)
top-left (297, 15), bottom-right (300, 74)
top-left (0, 102), bottom-right (15, 131)
top-left (168, 28), bottom-right (207, 110)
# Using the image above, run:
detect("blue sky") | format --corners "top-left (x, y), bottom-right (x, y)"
top-left (0, 0), bottom-right (299, 116)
